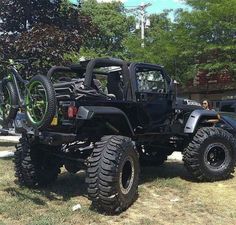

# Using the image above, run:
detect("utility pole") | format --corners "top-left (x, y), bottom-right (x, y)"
top-left (126, 2), bottom-right (152, 48)
top-left (140, 2), bottom-right (151, 48)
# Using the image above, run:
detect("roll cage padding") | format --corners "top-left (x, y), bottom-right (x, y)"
top-left (47, 65), bottom-right (111, 79)
top-left (47, 59), bottom-right (131, 100)
top-left (84, 58), bottom-right (131, 99)
top-left (184, 109), bottom-right (218, 133)
top-left (77, 106), bottom-right (134, 136)
top-left (47, 66), bottom-right (72, 78)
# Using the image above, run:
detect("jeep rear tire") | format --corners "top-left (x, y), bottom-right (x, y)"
top-left (86, 135), bottom-right (140, 214)
top-left (14, 136), bottom-right (62, 187)
top-left (183, 127), bottom-right (236, 181)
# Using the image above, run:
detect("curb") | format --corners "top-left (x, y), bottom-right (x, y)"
top-left (0, 135), bottom-right (20, 145)
top-left (0, 151), bottom-right (14, 158)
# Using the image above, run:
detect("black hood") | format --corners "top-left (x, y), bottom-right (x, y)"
top-left (175, 97), bottom-right (203, 111)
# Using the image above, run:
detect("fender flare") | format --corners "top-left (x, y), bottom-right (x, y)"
top-left (77, 106), bottom-right (134, 136)
top-left (184, 109), bottom-right (218, 134)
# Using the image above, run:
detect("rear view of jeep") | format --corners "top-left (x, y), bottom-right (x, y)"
top-left (9, 58), bottom-right (236, 214)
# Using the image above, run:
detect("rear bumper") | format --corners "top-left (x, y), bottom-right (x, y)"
top-left (38, 131), bottom-right (77, 146)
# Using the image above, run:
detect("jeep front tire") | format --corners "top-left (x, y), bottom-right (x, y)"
top-left (183, 127), bottom-right (236, 181)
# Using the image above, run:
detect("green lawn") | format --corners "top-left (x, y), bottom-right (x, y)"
top-left (0, 145), bottom-right (236, 225)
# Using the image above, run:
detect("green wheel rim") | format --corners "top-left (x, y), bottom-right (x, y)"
top-left (26, 80), bottom-right (48, 125)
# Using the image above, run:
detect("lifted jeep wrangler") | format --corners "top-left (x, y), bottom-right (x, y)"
top-left (13, 58), bottom-right (236, 213)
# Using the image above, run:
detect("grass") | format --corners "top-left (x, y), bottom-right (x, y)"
top-left (0, 145), bottom-right (236, 225)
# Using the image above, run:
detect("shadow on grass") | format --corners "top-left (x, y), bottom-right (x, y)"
top-left (7, 162), bottom-right (193, 204)
top-left (4, 187), bottom-right (46, 205)
top-left (140, 161), bottom-right (235, 184)
top-left (4, 170), bottom-right (88, 204)
top-left (0, 142), bottom-right (17, 147)
top-left (37, 161), bottom-right (192, 203)
top-left (0, 157), bottom-right (14, 161)
top-left (7, 160), bottom-right (234, 208)
top-left (140, 161), bottom-right (193, 184)
top-left (37, 170), bottom-right (87, 201)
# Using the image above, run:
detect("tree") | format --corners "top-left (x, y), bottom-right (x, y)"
top-left (0, 0), bottom-right (95, 76)
top-left (123, 11), bottom-right (179, 78)
top-left (123, 0), bottom-right (236, 84)
top-left (80, 0), bottom-right (135, 59)
top-left (174, 0), bottom-right (236, 82)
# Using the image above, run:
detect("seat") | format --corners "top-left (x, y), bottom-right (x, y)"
top-left (107, 72), bottom-right (124, 100)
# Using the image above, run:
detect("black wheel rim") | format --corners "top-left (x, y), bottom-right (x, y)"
top-left (120, 156), bottom-right (134, 195)
top-left (204, 143), bottom-right (230, 171)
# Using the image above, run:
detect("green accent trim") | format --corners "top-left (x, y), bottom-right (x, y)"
top-left (25, 80), bottom-right (48, 126)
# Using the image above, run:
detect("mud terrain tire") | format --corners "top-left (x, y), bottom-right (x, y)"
top-left (26, 75), bottom-right (56, 130)
top-left (86, 135), bottom-right (140, 214)
top-left (14, 136), bottom-right (62, 187)
top-left (183, 127), bottom-right (236, 181)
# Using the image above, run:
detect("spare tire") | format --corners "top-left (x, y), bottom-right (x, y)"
top-left (25, 75), bottom-right (56, 130)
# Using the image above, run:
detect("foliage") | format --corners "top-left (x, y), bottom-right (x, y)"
top-left (80, 0), bottom-right (135, 59)
top-left (174, 0), bottom-right (236, 82)
top-left (0, 0), bottom-right (235, 84)
top-left (123, 11), bottom-right (181, 79)
top-left (123, 0), bottom-right (236, 83)
top-left (0, 0), bottom-right (95, 77)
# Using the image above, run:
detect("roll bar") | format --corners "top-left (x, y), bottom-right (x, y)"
top-left (47, 66), bottom-right (72, 78)
top-left (84, 58), bottom-right (129, 87)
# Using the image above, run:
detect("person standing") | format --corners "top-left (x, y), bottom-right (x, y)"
top-left (202, 100), bottom-right (211, 110)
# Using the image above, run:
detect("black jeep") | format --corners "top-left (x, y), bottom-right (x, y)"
top-left (13, 58), bottom-right (236, 213)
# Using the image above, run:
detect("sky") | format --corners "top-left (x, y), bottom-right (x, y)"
top-left (124, 0), bottom-right (188, 14)
top-left (70, 0), bottom-right (189, 14)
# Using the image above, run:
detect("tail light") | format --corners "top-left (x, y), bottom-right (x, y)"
top-left (68, 105), bottom-right (77, 118)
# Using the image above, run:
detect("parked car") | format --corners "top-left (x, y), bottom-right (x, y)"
top-left (219, 100), bottom-right (236, 113)
top-left (216, 112), bottom-right (236, 135)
